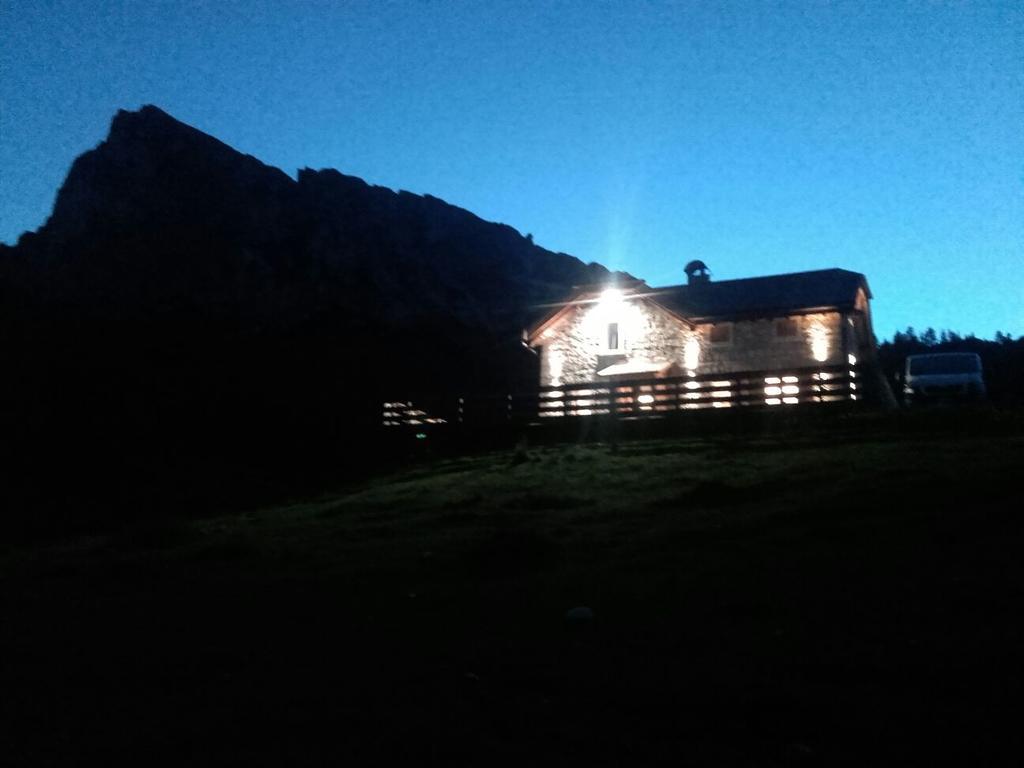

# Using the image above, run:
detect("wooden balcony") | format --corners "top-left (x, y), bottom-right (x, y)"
top-left (383, 362), bottom-right (861, 427)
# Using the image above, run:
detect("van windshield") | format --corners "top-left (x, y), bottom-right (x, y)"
top-left (908, 354), bottom-right (980, 375)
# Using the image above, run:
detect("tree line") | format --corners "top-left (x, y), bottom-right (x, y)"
top-left (877, 328), bottom-right (1024, 405)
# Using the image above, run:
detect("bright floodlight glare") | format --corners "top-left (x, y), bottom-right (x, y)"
top-left (599, 288), bottom-right (623, 306)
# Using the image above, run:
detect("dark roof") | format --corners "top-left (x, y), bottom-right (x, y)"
top-left (526, 267), bottom-right (871, 341)
top-left (651, 268), bottom-right (870, 321)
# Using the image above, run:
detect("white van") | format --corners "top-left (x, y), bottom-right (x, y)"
top-left (903, 352), bottom-right (985, 404)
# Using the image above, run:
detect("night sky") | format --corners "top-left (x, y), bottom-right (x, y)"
top-left (2, 0), bottom-right (1021, 338)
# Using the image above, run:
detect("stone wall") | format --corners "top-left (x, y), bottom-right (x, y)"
top-left (695, 312), bottom-right (844, 374)
top-left (538, 298), bottom-right (687, 386)
top-left (538, 302), bottom-right (847, 387)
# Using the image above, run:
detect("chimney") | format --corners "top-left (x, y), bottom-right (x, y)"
top-left (684, 260), bottom-right (711, 286)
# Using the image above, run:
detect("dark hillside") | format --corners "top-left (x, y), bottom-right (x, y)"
top-left (0, 106), bottom-right (622, 536)
top-left (4, 430), bottom-right (1023, 765)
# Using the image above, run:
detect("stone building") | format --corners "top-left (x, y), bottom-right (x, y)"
top-left (526, 262), bottom-right (876, 394)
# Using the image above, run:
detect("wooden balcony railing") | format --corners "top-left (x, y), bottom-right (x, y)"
top-left (383, 362), bottom-right (861, 427)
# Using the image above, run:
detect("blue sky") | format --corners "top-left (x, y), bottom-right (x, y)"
top-left (2, 0), bottom-right (1022, 337)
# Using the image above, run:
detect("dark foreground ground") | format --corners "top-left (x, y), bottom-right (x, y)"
top-left (4, 415), bottom-right (1024, 766)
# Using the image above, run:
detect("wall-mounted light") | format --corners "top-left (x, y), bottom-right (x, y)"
top-left (590, 288), bottom-right (639, 352)
top-left (599, 288), bottom-right (623, 308)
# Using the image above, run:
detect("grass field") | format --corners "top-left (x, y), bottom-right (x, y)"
top-left (4, 423), bottom-right (1024, 765)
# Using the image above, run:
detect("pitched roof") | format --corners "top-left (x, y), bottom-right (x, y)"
top-left (526, 268), bottom-right (871, 342)
top-left (651, 268), bottom-right (870, 321)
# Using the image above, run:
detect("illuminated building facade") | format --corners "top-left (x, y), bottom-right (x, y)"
top-left (527, 263), bottom-right (875, 395)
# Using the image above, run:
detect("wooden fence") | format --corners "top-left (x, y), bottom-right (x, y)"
top-left (383, 362), bottom-right (861, 428)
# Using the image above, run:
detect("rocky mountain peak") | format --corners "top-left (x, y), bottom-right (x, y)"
top-left (8, 104), bottom-right (623, 360)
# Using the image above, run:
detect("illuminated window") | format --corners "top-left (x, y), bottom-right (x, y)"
top-left (607, 322), bottom-right (619, 350)
top-left (709, 323), bottom-right (732, 344)
top-left (775, 318), bottom-right (798, 338)
top-left (765, 374), bottom-right (800, 405)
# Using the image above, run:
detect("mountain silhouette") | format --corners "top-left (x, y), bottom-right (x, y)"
top-left (1, 105), bottom-right (621, 533)
top-left (6, 105), bottom-right (614, 345)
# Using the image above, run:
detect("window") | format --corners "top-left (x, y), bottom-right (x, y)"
top-left (607, 322), bottom-right (619, 351)
top-left (775, 317), bottom-right (798, 338)
top-left (709, 323), bottom-right (732, 345)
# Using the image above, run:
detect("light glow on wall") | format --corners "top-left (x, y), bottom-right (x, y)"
top-left (587, 288), bottom-right (641, 352)
top-left (808, 323), bottom-right (830, 362)
top-left (684, 336), bottom-right (701, 372)
top-left (548, 349), bottom-right (563, 387)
